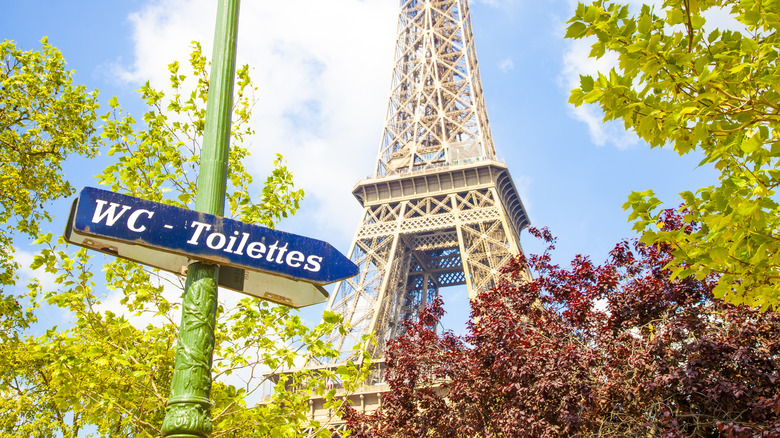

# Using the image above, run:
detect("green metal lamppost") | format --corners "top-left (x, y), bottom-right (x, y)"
top-left (161, 1), bottom-right (240, 436)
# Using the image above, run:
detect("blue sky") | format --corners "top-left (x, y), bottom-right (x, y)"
top-left (4, 0), bottom-right (717, 332)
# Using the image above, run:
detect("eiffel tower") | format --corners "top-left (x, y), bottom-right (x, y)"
top-left (302, 0), bottom-right (529, 426)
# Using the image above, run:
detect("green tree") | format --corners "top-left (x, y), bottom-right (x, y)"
top-left (1, 42), bottom-right (368, 437)
top-left (0, 38), bottom-right (100, 343)
top-left (566, 0), bottom-right (780, 308)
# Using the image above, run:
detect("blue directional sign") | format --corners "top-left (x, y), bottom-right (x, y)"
top-left (64, 187), bottom-right (358, 308)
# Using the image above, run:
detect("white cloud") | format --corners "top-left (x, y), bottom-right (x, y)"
top-left (498, 57), bottom-right (514, 73)
top-left (112, 0), bottom-right (398, 245)
top-left (15, 248), bottom-right (58, 292)
top-left (702, 6), bottom-right (747, 34)
top-left (560, 37), bottom-right (616, 91)
top-left (570, 105), bottom-right (641, 149)
top-left (94, 270), bottom-right (185, 329)
top-left (560, 36), bottom-right (640, 149)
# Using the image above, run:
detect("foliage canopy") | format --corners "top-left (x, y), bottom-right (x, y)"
top-left (0, 38), bottom-right (100, 346)
top-left (567, 0), bottom-right (780, 307)
top-left (1, 41), bottom-right (366, 438)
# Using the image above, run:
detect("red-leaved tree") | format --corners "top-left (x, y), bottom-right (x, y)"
top-left (342, 210), bottom-right (780, 437)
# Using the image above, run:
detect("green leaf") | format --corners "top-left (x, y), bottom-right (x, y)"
top-left (565, 21), bottom-right (588, 39)
top-left (740, 136), bottom-right (761, 154)
top-left (322, 310), bottom-right (340, 324)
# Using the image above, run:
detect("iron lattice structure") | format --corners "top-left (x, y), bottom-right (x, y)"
top-left (318, 0), bottom-right (530, 365)
top-left (377, 0), bottom-right (495, 176)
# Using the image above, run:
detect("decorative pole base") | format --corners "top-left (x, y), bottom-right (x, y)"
top-left (161, 271), bottom-right (219, 438)
top-left (161, 396), bottom-right (213, 438)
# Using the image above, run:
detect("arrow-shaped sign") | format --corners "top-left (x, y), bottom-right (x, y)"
top-left (64, 187), bottom-right (358, 307)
